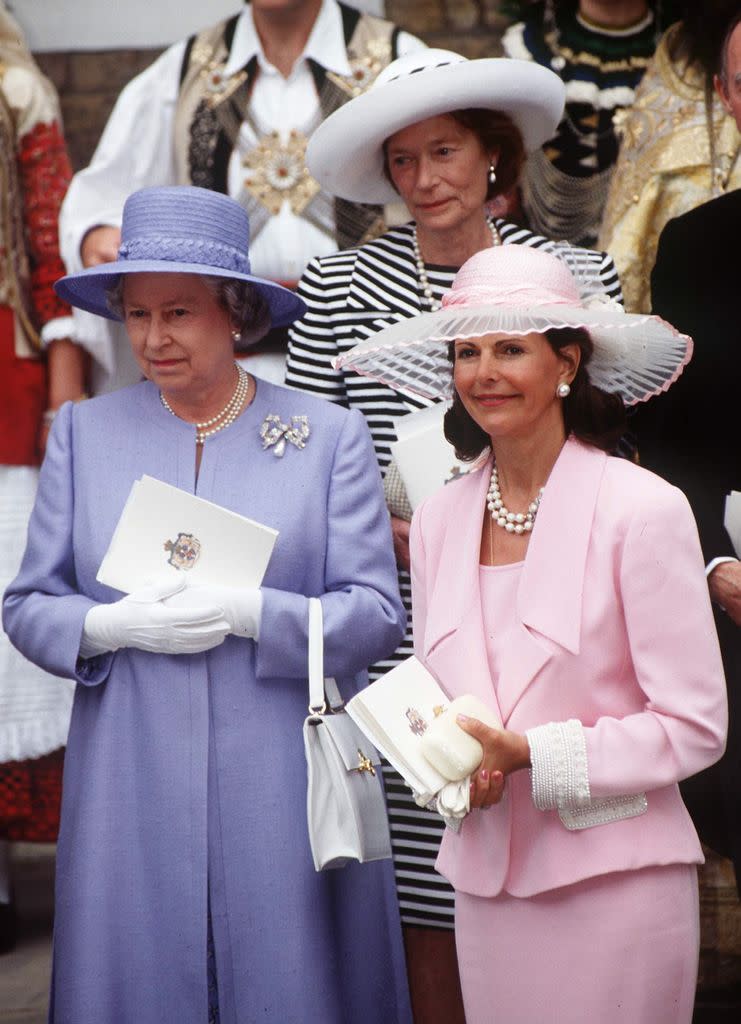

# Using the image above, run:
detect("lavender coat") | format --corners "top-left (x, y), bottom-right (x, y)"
top-left (3, 378), bottom-right (411, 1024)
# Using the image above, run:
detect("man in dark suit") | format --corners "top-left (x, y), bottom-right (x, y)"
top-left (641, 10), bottom-right (741, 883)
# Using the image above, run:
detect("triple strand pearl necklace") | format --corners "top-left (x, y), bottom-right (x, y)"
top-left (487, 464), bottom-right (544, 534)
top-left (413, 219), bottom-right (501, 311)
top-left (160, 363), bottom-right (250, 445)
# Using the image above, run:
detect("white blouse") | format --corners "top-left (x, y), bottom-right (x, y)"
top-left (58, 0), bottom-right (423, 393)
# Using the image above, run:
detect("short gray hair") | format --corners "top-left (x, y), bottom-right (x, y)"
top-left (105, 274), bottom-right (272, 351)
top-left (201, 276), bottom-right (271, 350)
top-left (105, 277), bottom-right (126, 319)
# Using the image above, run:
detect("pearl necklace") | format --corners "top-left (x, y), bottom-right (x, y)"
top-left (486, 464), bottom-right (544, 534)
top-left (412, 220), bottom-right (501, 311)
top-left (160, 363), bottom-right (250, 445)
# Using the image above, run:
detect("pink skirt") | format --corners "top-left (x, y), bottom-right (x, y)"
top-left (455, 864), bottom-right (699, 1024)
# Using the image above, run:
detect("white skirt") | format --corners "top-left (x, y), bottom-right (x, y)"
top-left (0, 466), bottom-right (74, 763)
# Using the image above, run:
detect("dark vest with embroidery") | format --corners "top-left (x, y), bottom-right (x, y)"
top-left (174, 3), bottom-right (402, 252)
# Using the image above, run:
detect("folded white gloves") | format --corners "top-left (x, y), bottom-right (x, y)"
top-left (435, 780), bottom-right (471, 824)
top-left (410, 780), bottom-right (470, 834)
top-left (80, 578), bottom-right (232, 659)
top-left (164, 583), bottom-right (262, 641)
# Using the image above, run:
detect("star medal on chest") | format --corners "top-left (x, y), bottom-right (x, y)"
top-left (243, 130), bottom-right (320, 216)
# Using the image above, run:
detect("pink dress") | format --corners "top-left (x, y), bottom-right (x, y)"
top-left (453, 564), bottom-right (700, 1024)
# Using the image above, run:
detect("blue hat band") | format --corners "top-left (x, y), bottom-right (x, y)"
top-left (117, 235), bottom-right (252, 274)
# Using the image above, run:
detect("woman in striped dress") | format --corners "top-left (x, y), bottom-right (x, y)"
top-left (285, 48), bottom-right (621, 1021)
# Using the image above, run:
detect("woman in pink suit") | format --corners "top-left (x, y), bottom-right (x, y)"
top-left (336, 244), bottom-right (728, 1023)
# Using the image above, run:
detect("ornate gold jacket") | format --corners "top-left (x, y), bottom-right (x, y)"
top-left (598, 26), bottom-right (741, 313)
top-left (173, 4), bottom-right (399, 252)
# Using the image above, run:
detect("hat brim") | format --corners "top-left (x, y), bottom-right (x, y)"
top-left (334, 302), bottom-right (693, 407)
top-left (55, 260), bottom-right (306, 329)
top-left (306, 59), bottom-right (565, 204)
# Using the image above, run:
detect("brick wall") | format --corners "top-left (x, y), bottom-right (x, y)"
top-left (36, 49), bottom-right (164, 172)
top-left (386, 0), bottom-right (508, 56)
top-left (35, 1), bottom-right (512, 171)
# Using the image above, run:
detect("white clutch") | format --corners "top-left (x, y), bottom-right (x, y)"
top-left (419, 695), bottom-right (501, 781)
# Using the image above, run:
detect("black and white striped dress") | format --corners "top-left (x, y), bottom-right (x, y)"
top-left (286, 219), bottom-right (622, 928)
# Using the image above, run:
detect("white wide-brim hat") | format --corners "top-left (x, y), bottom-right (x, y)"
top-left (334, 245), bottom-right (693, 407)
top-left (306, 49), bottom-right (566, 205)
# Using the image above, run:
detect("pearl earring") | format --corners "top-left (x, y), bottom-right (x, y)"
top-left (557, 382), bottom-right (571, 398)
top-left (488, 163), bottom-right (497, 186)
top-left (232, 329), bottom-right (241, 343)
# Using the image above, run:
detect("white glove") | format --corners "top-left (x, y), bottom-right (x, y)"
top-left (80, 578), bottom-right (231, 658)
top-left (164, 584), bottom-right (262, 640)
top-left (435, 779), bottom-right (471, 826)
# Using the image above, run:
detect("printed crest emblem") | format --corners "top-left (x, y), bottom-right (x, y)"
top-left (405, 707), bottom-right (428, 737)
top-left (164, 532), bottom-right (202, 571)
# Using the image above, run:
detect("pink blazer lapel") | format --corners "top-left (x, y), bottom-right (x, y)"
top-left (518, 439), bottom-right (607, 655)
top-left (497, 439), bottom-right (607, 719)
top-left (421, 439), bottom-right (608, 726)
top-left (421, 460), bottom-right (507, 718)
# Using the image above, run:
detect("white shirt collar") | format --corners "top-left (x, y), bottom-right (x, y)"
top-left (223, 0), bottom-right (351, 79)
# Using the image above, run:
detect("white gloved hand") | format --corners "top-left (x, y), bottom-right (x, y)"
top-left (80, 577), bottom-right (232, 659)
top-left (164, 584), bottom-right (262, 640)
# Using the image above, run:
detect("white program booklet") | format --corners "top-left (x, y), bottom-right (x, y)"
top-left (725, 491), bottom-right (741, 558)
top-left (346, 656), bottom-right (452, 803)
top-left (97, 475), bottom-right (278, 594)
top-left (391, 404), bottom-right (470, 511)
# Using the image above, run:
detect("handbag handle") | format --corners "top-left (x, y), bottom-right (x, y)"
top-left (307, 597), bottom-right (343, 713)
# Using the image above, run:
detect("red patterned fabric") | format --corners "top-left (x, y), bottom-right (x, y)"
top-left (0, 747), bottom-right (64, 842)
top-left (0, 68), bottom-right (71, 849)
top-left (0, 307), bottom-right (46, 464)
top-left (1, 119), bottom-right (72, 463)
top-left (17, 119), bottom-right (72, 327)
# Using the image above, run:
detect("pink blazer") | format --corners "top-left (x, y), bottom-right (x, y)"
top-left (410, 438), bottom-right (727, 898)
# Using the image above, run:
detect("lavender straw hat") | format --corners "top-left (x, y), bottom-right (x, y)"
top-left (55, 185), bottom-right (306, 327)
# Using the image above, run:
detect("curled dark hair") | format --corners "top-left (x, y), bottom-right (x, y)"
top-left (443, 327), bottom-right (627, 460)
top-left (105, 274), bottom-right (271, 351)
top-left (382, 108), bottom-right (525, 201)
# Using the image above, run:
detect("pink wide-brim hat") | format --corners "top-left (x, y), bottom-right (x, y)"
top-left (334, 245), bottom-right (693, 406)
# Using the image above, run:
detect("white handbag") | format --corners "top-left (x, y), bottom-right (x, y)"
top-left (303, 598), bottom-right (392, 871)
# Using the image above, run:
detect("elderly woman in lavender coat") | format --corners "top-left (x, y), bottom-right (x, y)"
top-left (2, 186), bottom-right (410, 1024)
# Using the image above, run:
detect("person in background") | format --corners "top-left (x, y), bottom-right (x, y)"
top-left (338, 242), bottom-right (726, 1024)
top-left (501, 0), bottom-right (678, 246)
top-left (598, 0), bottom-right (741, 311)
top-left (639, 9), bottom-right (741, 895)
top-left (0, 0), bottom-right (85, 954)
top-left (58, 0), bottom-right (425, 393)
top-left (3, 184), bottom-right (410, 1023)
top-left (286, 46), bottom-right (621, 1023)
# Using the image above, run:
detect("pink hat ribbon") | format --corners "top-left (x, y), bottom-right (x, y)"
top-left (441, 245), bottom-right (582, 311)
